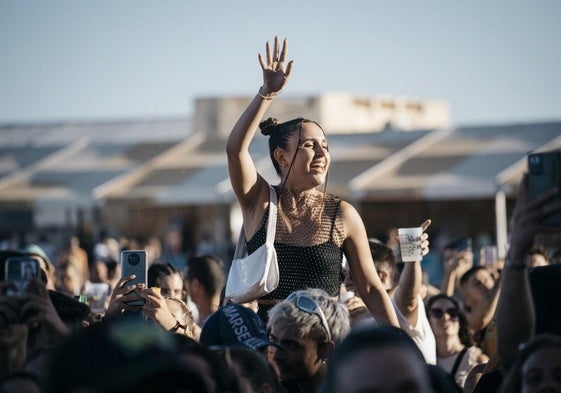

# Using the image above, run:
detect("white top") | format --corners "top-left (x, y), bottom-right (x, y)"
top-left (391, 295), bottom-right (437, 365)
top-left (438, 346), bottom-right (485, 388)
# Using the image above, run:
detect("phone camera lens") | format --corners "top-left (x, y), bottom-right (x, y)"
top-left (128, 253), bottom-right (140, 266)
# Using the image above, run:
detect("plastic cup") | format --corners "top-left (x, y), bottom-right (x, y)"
top-left (398, 227), bottom-right (423, 262)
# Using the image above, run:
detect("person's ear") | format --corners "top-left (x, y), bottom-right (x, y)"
top-left (273, 148), bottom-right (289, 169)
top-left (378, 269), bottom-right (389, 284)
top-left (316, 340), bottom-right (335, 363)
top-left (188, 278), bottom-right (201, 295)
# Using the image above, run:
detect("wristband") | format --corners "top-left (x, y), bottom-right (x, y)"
top-left (258, 86), bottom-right (277, 100)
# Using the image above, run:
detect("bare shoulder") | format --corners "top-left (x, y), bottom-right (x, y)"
top-left (239, 178), bottom-right (274, 237)
top-left (339, 200), bottom-right (363, 223)
top-left (338, 200), bottom-right (367, 238)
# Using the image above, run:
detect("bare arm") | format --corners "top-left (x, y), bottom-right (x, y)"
top-left (226, 37), bottom-right (293, 223)
top-left (394, 220), bottom-right (431, 326)
top-left (440, 251), bottom-right (473, 296)
top-left (342, 201), bottom-right (399, 327)
top-left (465, 284), bottom-right (500, 332)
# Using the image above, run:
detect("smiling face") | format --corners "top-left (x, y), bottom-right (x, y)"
top-left (278, 122), bottom-right (330, 190)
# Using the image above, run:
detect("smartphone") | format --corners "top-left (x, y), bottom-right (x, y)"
top-left (528, 149), bottom-right (561, 225)
top-left (479, 245), bottom-right (498, 269)
top-left (84, 282), bottom-right (110, 314)
top-left (4, 256), bottom-right (40, 296)
top-left (120, 250), bottom-right (147, 306)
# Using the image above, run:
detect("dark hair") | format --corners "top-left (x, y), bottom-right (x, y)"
top-left (228, 347), bottom-right (282, 393)
top-left (48, 290), bottom-right (91, 330)
top-left (426, 294), bottom-right (474, 347)
top-left (369, 241), bottom-right (397, 283)
top-left (259, 117), bottom-right (324, 175)
top-left (528, 244), bottom-right (549, 261)
top-left (185, 255), bottom-right (225, 297)
top-left (500, 334), bottom-right (561, 393)
top-left (0, 370), bottom-right (42, 391)
top-left (324, 325), bottom-right (427, 393)
top-left (147, 262), bottom-right (182, 288)
top-left (459, 266), bottom-right (490, 287)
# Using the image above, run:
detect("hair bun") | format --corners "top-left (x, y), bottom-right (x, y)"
top-left (259, 118), bottom-right (280, 136)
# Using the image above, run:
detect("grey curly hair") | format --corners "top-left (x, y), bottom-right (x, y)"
top-left (267, 288), bottom-right (350, 345)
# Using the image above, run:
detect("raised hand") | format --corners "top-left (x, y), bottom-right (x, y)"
top-left (19, 278), bottom-right (70, 352)
top-left (258, 36), bottom-right (293, 95)
top-left (105, 275), bottom-right (145, 318)
top-left (139, 288), bottom-right (176, 331)
top-left (508, 174), bottom-right (561, 263)
top-left (419, 219), bottom-right (431, 257)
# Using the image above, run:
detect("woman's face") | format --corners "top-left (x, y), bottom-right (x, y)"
top-left (156, 273), bottom-right (184, 300)
top-left (460, 269), bottom-right (495, 310)
top-left (521, 346), bottom-right (561, 393)
top-left (283, 122), bottom-right (330, 189)
top-left (428, 298), bottom-right (460, 338)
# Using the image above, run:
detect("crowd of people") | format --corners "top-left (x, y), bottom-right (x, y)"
top-left (1, 37), bottom-right (561, 393)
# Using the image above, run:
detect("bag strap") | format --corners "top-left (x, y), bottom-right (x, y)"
top-left (450, 347), bottom-right (468, 379)
top-left (265, 184), bottom-right (278, 245)
top-left (233, 185), bottom-right (278, 258)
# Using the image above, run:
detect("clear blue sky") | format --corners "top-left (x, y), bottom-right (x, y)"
top-left (1, 1), bottom-right (560, 126)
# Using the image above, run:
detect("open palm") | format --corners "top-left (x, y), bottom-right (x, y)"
top-left (258, 36), bottom-right (293, 94)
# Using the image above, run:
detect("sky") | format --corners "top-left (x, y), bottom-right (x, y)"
top-left (1, 1), bottom-right (560, 126)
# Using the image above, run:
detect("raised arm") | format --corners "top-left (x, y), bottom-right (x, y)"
top-left (226, 37), bottom-right (293, 211)
top-left (342, 201), bottom-right (399, 327)
top-left (497, 174), bottom-right (560, 371)
top-left (394, 220), bottom-right (431, 326)
top-left (465, 281), bottom-right (500, 332)
top-left (441, 250), bottom-right (473, 296)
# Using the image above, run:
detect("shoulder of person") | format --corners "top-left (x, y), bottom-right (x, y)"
top-left (338, 199), bottom-right (360, 218)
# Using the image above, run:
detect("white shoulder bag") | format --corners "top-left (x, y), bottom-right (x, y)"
top-left (225, 185), bottom-right (279, 304)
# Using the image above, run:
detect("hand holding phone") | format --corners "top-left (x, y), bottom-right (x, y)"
top-left (4, 257), bottom-right (40, 296)
top-left (120, 250), bottom-right (147, 307)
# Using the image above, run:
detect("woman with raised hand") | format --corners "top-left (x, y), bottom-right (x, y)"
top-left (226, 37), bottom-right (398, 326)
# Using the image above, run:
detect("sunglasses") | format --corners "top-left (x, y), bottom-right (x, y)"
top-left (286, 293), bottom-right (332, 342)
top-left (429, 307), bottom-right (460, 320)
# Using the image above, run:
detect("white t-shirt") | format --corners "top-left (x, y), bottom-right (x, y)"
top-left (391, 295), bottom-right (437, 365)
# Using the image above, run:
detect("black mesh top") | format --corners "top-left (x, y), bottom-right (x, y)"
top-left (246, 196), bottom-right (344, 299)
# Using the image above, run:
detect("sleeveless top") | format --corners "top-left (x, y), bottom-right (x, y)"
top-left (438, 346), bottom-right (485, 388)
top-left (246, 186), bottom-right (345, 299)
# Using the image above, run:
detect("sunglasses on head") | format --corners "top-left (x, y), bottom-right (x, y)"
top-left (286, 292), bottom-right (332, 342)
top-left (429, 307), bottom-right (460, 319)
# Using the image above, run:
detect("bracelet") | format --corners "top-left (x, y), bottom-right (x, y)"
top-left (258, 86), bottom-right (277, 100)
